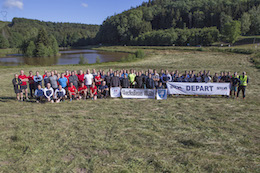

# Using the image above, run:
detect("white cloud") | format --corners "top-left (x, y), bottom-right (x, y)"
top-left (81, 3), bottom-right (88, 8)
top-left (3, 0), bottom-right (23, 9)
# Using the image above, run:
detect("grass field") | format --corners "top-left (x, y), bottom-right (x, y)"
top-left (0, 48), bottom-right (259, 172)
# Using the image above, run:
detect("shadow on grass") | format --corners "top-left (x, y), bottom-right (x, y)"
top-left (0, 97), bottom-right (37, 103)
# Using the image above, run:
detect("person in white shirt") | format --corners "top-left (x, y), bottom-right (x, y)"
top-left (44, 83), bottom-right (54, 103)
top-left (84, 69), bottom-right (93, 89)
top-left (54, 85), bottom-right (66, 103)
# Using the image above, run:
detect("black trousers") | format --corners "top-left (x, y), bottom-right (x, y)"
top-left (29, 84), bottom-right (34, 97)
top-left (237, 86), bottom-right (246, 98)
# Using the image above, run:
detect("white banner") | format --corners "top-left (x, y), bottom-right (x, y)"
top-left (121, 89), bottom-right (156, 99)
top-left (167, 82), bottom-right (230, 96)
top-left (157, 89), bottom-right (167, 100)
top-left (110, 87), bottom-right (121, 98)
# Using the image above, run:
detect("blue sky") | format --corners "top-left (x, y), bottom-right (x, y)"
top-left (0, 0), bottom-right (147, 24)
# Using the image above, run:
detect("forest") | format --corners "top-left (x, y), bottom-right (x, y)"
top-left (0, 0), bottom-right (260, 51)
top-left (97, 0), bottom-right (260, 45)
top-left (0, 18), bottom-right (100, 49)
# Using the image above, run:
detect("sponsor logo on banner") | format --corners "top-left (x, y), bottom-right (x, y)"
top-left (110, 87), bottom-right (121, 98)
top-left (167, 82), bottom-right (230, 96)
top-left (121, 89), bottom-right (156, 99)
top-left (157, 89), bottom-right (167, 100)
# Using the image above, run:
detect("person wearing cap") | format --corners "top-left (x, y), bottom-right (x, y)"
top-left (237, 72), bottom-right (249, 99)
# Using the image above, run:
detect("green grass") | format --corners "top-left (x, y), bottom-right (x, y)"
top-left (0, 49), bottom-right (260, 172)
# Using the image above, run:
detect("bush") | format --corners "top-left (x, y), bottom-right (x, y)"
top-left (135, 50), bottom-right (145, 59)
top-left (96, 56), bottom-right (101, 63)
top-left (78, 54), bottom-right (87, 65)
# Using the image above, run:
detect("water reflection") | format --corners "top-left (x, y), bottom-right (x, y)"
top-left (0, 49), bottom-right (128, 66)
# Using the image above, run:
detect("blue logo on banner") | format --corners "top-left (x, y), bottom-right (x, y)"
top-left (158, 89), bottom-right (166, 99)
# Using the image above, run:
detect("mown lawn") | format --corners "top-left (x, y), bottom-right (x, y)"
top-left (0, 49), bottom-right (259, 172)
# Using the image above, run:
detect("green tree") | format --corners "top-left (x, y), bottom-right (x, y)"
top-left (36, 43), bottom-right (47, 57)
top-left (0, 35), bottom-right (10, 48)
top-left (36, 28), bottom-right (50, 46)
top-left (223, 20), bottom-right (241, 44)
top-left (240, 12), bottom-right (251, 35)
top-left (24, 41), bottom-right (36, 57)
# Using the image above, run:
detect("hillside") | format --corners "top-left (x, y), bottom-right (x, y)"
top-left (0, 18), bottom-right (100, 48)
top-left (97, 0), bottom-right (260, 45)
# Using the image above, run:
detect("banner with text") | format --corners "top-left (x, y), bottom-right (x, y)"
top-left (121, 89), bottom-right (156, 99)
top-left (167, 82), bottom-right (230, 96)
top-left (110, 87), bottom-right (121, 98)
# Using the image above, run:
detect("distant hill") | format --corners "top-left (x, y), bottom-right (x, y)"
top-left (0, 18), bottom-right (100, 48)
top-left (97, 0), bottom-right (260, 46)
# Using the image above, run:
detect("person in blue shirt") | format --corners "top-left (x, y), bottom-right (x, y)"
top-left (58, 73), bottom-right (68, 88)
top-left (35, 84), bottom-right (44, 103)
top-left (34, 71), bottom-right (43, 88)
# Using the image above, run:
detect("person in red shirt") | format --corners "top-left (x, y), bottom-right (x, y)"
top-left (64, 70), bottom-right (71, 86)
top-left (90, 82), bottom-right (97, 100)
top-left (78, 82), bottom-right (88, 100)
top-left (18, 70), bottom-right (29, 101)
top-left (68, 82), bottom-right (78, 101)
top-left (95, 72), bottom-right (102, 88)
top-left (42, 70), bottom-right (48, 79)
top-left (77, 70), bottom-right (85, 85)
top-left (28, 71), bottom-right (35, 98)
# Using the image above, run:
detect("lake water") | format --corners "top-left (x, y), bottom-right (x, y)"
top-left (0, 49), bottom-right (129, 66)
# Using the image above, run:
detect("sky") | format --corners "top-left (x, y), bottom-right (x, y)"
top-left (0, 0), bottom-right (147, 24)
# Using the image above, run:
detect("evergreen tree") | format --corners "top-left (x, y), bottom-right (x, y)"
top-left (240, 13), bottom-right (251, 35)
top-left (36, 43), bottom-right (47, 57)
top-left (24, 41), bottom-right (36, 57)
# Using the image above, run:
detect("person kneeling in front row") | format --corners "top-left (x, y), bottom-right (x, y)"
top-left (68, 82), bottom-right (78, 101)
top-left (44, 83), bottom-right (54, 103)
top-left (55, 85), bottom-right (66, 103)
top-left (90, 82), bottom-right (97, 100)
top-left (98, 81), bottom-right (109, 99)
top-left (35, 84), bottom-right (44, 103)
top-left (78, 82), bottom-right (88, 100)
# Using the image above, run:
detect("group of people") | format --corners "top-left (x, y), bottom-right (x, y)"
top-left (12, 68), bottom-right (249, 103)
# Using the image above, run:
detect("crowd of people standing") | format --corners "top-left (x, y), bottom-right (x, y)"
top-left (12, 68), bottom-right (249, 103)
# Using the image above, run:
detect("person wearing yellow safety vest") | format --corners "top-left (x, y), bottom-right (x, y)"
top-left (237, 72), bottom-right (249, 99)
top-left (230, 72), bottom-right (240, 98)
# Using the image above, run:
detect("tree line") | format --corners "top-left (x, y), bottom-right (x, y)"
top-left (0, 18), bottom-right (99, 49)
top-left (96, 0), bottom-right (260, 45)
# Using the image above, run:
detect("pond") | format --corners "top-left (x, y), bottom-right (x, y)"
top-left (0, 49), bottom-right (129, 66)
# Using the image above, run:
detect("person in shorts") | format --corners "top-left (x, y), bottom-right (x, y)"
top-left (54, 85), bottom-right (66, 103)
top-left (90, 82), bottom-right (97, 100)
top-left (18, 70), bottom-right (29, 101)
top-left (68, 82), bottom-right (78, 101)
top-left (12, 74), bottom-right (22, 101)
top-left (78, 82), bottom-right (88, 100)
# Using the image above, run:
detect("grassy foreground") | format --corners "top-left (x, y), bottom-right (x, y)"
top-left (0, 48), bottom-right (259, 172)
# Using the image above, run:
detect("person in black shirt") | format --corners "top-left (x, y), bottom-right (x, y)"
top-left (98, 81), bottom-right (109, 98)
top-left (110, 71), bottom-right (121, 87)
top-left (230, 72), bottom-right (240, 98)
top-left (12, 74), bottom-right (22, 101)
top-left (143, 71), bottom-right (149, 89)
top-left (146, 73), bottom-right (155, 89)
top-left (213, 73), bottom-right (219, 83)
top-left (135, 72), bottom-right (143, 88)
top-left (105, 72), bottom-right (111, 88)
top-left (121, 74), bottom-right (130, 88)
